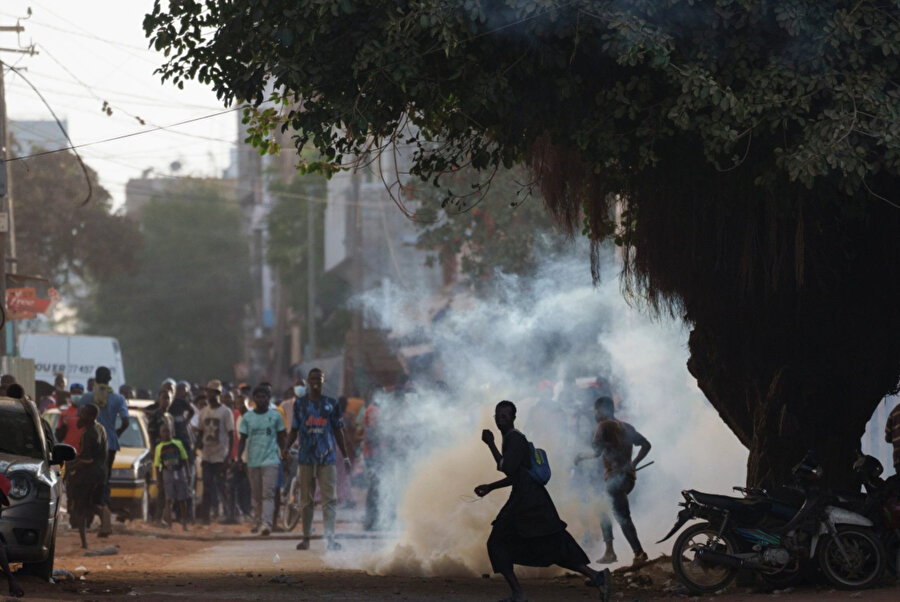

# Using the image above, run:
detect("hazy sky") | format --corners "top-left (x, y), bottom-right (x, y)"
top-left (2, 1), bottom-right (236, 209)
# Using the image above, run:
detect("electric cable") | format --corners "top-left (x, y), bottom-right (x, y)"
top-left (3, 107), bottom-right (241, 164)
top-left (3, 60), bottom-right (92, 205)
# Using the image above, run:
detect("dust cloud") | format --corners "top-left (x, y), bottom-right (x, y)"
top-left (331, 245), bottom-right (747, 576)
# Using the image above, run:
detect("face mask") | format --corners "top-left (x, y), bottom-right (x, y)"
top-left (293, 385), bottom-right (306, 397)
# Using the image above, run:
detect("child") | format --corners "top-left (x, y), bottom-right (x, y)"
top-left (0, 474), bottom-right (24, 597)
top-left (154, 424), bottom-right (190, 531)
top-left (67, 403), bottom-right (110, 549)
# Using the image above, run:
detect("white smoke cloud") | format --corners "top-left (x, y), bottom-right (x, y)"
top-left (330, 244), bottom-right (747, 576)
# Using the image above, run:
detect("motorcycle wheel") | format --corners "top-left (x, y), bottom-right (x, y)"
top-left (672, 522), bottom-right (740, 594)
top-left (817, 526), bottom-right (886, 590)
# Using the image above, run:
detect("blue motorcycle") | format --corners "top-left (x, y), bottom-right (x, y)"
top-left (659, 453), bottom-right (886, 593)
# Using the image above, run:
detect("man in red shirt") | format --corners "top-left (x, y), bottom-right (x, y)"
top-left (56, 385), bottom-right (86, 453)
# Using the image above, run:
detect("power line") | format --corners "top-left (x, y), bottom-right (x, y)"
top-left (37, 44), bottom-right (235, 144)
top-left (27, 0), bottom-right (159, 62)
top-left (3, 60), bottom-right (92, 205)
top-left (10, 67), bottom-right (224, 110)
top-left (4, 107), bottom-right (241, 163)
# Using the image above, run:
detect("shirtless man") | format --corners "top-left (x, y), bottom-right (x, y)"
top-left (575, 396), bottom-right (651, 567)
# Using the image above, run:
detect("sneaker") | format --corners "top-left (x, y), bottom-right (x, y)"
top-left (631, 551), bottom-right (649, 568)
top-left (327, 539), bottom-right (342, 551)
top-left (296, 538), bottom-right (310, 550)
top-left (596, 551), bottom-right (617, 564)
top-left (261, 527), bottom-right (271, 537)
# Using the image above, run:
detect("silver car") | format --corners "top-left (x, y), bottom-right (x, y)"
top-left (0, 396), bottom-right (74, 580)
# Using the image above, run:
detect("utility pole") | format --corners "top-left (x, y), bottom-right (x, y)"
top-left (306, 188), bottom-right (316, 359)
top-left (351, 169), bottom-right (362, 395)
top-left (1, 21), bottom-right (35, 355)
top-left (0, 57), bottom-right (9, 355)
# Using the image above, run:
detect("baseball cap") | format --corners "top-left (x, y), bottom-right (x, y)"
top-left (0, 474), bottom-right (11, 506)
top-left (205, 379), bottom-right (223, 393)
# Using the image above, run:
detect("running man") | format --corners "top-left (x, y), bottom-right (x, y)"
top-left (476, 400), bottom-right (610, 602)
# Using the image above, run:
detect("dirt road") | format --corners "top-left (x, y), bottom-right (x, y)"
top-left (9, 523), bottom-right (900, 601)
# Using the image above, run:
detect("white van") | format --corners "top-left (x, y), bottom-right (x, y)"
top-left (18, 333), bottom-right (126, 390)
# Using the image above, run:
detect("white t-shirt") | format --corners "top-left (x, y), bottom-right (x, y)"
top-left (198, 404), bottom-right (235, 463)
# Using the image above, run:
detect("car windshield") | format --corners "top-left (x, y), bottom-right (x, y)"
top-left (115, 415), bottom-right (145, 448)
top-left (0, 401), bottom-right (43, 459)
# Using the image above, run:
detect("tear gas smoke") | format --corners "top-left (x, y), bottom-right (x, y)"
top-left (331, 245), bottom-right (747, 576)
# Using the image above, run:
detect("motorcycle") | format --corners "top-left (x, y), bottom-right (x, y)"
top-left (843, 453), bottom-right (900, 576)
top-left (659, 453), bottom-right (886, 593)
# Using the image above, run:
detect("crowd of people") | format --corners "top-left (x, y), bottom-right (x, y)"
top-left (28, 366), bottom-right (366, 551)
top-left (4, 364), bottom-right (667, 602)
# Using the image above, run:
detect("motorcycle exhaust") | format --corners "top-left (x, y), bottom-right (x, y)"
top-left (695, 548), bottom-right (763, 570)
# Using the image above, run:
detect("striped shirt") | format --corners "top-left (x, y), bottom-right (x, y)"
top-left (886, 403), bottom-right (900, 469)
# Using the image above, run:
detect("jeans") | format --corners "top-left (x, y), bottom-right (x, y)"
top-left (248, 464), bottom-right (279, 529)
top-left (201, 461), bottom-right (227, 520)
top-left (226, 463), bottom-right (251, 519)
top-left (299, 463), bottom-right (337, 539)
top-left (600, 473), bottom-right (643, 553)
top-left (364, 456), bottom-right (381, 530)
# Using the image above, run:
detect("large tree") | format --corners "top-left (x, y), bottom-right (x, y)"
top-left (11, 142), bottom-right (138, 292)
top-left (145, 1), bottom-right (900, 487)
top-left (415, 166), bottom-right (565, 284)
top-left (81, 180), bottom-right (250, 388)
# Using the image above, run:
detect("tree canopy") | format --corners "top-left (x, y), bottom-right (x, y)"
top-left (81, 180), bottom-right (250, 388)
top-left (414, 166), bottom-right (565, 283)
top-left (146, 1), bottom-right (900, 229)
top-left (145, 0), bottom-right (900, 487)
top-left (11, 142), bottom-right (138, 291)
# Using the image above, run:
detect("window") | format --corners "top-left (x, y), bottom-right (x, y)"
top-left (0, 406), bottom-right (43, 459)
top-left (115, 416), bottom-right (146, 448)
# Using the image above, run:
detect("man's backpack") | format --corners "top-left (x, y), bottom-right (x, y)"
top-left (526, 440), bottom-right (551, 485)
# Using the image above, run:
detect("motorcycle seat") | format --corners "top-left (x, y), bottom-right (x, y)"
top-left (689, 490), bottom-right (771, 513)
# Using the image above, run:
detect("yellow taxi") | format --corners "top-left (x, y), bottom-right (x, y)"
top-left (108, 401), bottom-right (158, 522)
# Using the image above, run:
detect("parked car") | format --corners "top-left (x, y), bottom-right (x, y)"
top-left (109, 404), bottom-right (157, 522)
top-left (0, 396), bottom-right (75, 580)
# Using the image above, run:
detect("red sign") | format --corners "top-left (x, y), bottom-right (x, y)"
top-left (6, 287), bottom-right (60, 320)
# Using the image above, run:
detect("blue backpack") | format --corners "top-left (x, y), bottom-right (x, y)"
top-left (526, 440), bottom-right (551, 485)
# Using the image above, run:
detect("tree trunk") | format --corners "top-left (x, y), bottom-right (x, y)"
top-left (687, 312), bottom-right (895, 490)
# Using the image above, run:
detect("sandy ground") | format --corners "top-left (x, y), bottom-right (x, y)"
top-left (0, 516), bottom-right (894, 602)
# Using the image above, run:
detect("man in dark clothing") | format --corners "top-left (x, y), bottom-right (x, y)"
top-left (575, 396), bottom-right (651, 567)
top-left (76, 366), bottom-right (125, 535)
top-left (67, 403), bottom-right (109, 549)
top-left (169, 382), bottom-right (196, 457)
top-left (475, 400), bottom-right (610, 602)
top-left (885, 400), bottom-right (900, 474)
